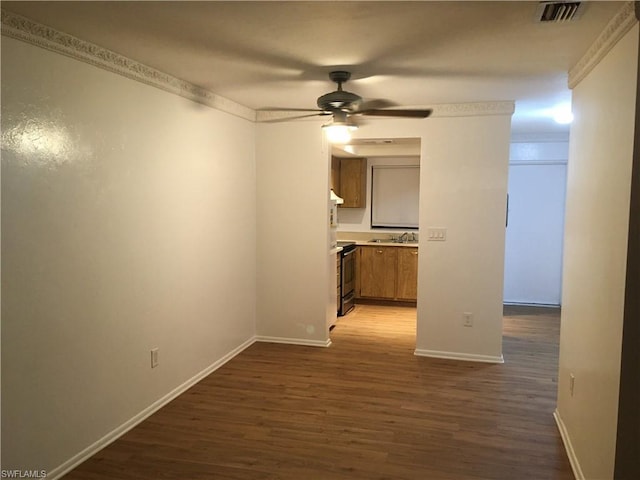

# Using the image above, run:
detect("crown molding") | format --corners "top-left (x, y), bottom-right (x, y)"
top-left (0, 10), bottom-right (256, 122)
top-left (568, 1), bottom-right (638, 89)
top-left (431, 101), bottom-right (515, 117)
top-left (255, 110), bottom-right (329, 123)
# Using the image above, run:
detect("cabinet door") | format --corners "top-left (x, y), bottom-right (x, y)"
top-left (397, 248), bottom-right (419, 301)
top-left (359, 246), bottom-right (397, 299)
top-left (331, 156), bottom-right (341, 194)
top-left (339, 158), bottom-right (366, 208)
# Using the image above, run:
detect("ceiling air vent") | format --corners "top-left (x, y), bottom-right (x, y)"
top-left (535, 1), bottom-right (584, 22)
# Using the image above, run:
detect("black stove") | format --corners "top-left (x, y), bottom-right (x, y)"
top-left (336, 242), bottom-right (356, 316)
top-left (337, 241), bottom-right (356, 253)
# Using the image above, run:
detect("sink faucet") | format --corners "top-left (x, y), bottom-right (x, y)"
top-left (399, 232), bottom-right (409, 243)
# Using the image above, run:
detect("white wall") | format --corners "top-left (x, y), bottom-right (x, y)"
top-left (414, 116), bottom-right (512, 362)
top-left (556, 23), bottom-right (638, 480)
top-left (336, 114), bottom-right (512, 362)
top-left (504, 141), bottom-right (568, 305)
top-left (255, 121), bottom-right (332, 345)
top-left (255, 112), bottom-right (512, 362)
top-left (1, 37), bottom-right (257, 475)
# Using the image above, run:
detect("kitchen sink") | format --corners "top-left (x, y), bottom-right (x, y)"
top-left (369, 238), bottom-right (418, 244)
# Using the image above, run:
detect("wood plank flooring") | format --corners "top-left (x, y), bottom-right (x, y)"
top-left (63, 305), bottom-right (573, 480)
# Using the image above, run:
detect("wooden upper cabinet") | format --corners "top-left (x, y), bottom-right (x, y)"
top-left (396, 248), bottom-right (419, 301)
top-left (331, 156), bottom-right (341, 194)
top-left (338, 157), bottom-right (367, 208)
top-left (359, 246), bottom-right (397, 299)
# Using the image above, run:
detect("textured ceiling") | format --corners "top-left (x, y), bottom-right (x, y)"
top-left (2, 1), bottom-right (625, 136)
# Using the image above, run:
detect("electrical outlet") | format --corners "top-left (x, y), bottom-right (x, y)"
top-left (463, 312), bottom-right (473, 327)
top-left (151, 348), bottom-right (159, 368)
top-left (569, 373), bottom-right (575, 396)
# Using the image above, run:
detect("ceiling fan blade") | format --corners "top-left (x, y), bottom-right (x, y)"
top-left (349, 98), bottom-right (396, 112)
top-left (258, 112), bottom-right (331, 123)
top-left (359, 108), bottom-right (433, 118)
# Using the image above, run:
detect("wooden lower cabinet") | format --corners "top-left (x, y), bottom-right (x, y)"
top-left (359, 246), bottom-right (397, 299)
top-left (396, 247), bottom-right (419, 301)
top-left (357, 246), bottom-right (418, 301)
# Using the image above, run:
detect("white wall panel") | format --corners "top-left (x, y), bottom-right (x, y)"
top-left (344, 113), bottom-right (511, 363)
top-left (255, 121), bottom-right (331, 344)
top-left (1, 37), bottom-right (257, 474)
top-left (557, 23), bottom-right (638, 480)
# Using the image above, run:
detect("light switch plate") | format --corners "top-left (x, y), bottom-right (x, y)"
top-left (151, 348), bottom-right (159, 368)
top-left (427, 228), bottom-right (447, 241)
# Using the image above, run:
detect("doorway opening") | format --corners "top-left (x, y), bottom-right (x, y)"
top-left (330, 137), bottom-right (421, 342)
top-left (503, 137), bottom-right (569, 308)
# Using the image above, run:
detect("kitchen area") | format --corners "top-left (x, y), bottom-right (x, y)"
top-left (329, 138), bottom-right (421, 331)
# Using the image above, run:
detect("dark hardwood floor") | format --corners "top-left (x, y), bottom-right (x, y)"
top-left (63, 304), bottom-right (573, 480)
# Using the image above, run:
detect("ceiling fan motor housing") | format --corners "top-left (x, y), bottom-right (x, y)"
top-left (317, 70), bottom-right (362, 111)
top-left (317, 90), bottom-right (362, 111)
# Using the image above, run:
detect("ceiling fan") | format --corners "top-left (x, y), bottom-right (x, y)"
top-left (258, 71), bottom-right (432, 141)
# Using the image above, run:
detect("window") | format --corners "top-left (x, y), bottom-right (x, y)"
top-left (371, 165), bottom-right (420, 229)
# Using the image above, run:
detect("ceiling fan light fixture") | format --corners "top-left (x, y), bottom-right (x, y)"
top-left (322, 121), bottom-right (358, 144)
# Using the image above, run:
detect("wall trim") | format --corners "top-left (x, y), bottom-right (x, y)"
top-left (255, 111), bottom-right (327, 123)
top-left (431, 101), bottom-right (515, 118)
top-left (554, 409), bottom-right (585, 480)
top-left (510, 132), bottom-right (570, 143)
top-left (568, 1), bottom-right (637, 89)
top-left (0, 9), bottom-right (255, 122)
top-left (45, 336), bottom-right (257, 480)
top-left (503, 301), bottom-right (561, 307)
top-left (509, 160), bottom-right (568, 166)
top-left (255, 336), bottom-right (332, 348)
top-left (414, 349), bottom-right (504, 364)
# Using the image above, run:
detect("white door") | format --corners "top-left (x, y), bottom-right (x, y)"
top-left (504, 163), bottom-right (567, 305)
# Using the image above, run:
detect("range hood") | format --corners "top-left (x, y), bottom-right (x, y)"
top-left (331, 189), bottom-right (344, 204)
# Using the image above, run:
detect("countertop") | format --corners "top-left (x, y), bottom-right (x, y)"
top-left (345, 240), bottom-right (419, 248)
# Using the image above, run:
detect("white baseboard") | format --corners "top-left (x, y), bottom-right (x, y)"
top-left (46, 336), bottom-right (256, 480)
top-left (255, 336), bottom-right (331, 348)
top-left (504, 301), bottom-right (561, 308)
top-left (414, 348), bottom-right (504, 364)
top-left (554, 409), bottom-right (583, 480)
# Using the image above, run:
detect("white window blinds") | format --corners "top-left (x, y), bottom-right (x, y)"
top-left (371, 165), bottom-right (420, 228)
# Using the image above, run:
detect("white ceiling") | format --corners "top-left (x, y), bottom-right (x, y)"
top-left (2, 1), bottom-right (625, 136)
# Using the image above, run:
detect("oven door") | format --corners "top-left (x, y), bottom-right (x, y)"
top-left (341, 248), bottom-right (356, 297)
